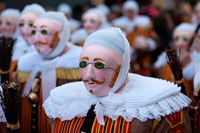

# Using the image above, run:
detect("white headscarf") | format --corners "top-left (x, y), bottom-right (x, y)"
top-left (38, 11), bottom-right (70, 58)
top-left (82, 8), bottom-right (108, 29)
top-left (96, 4), bottom-right (110, 16)
top-left (174, 22), bottom-right (196, 33)
top-left (123, 0), bottom-right (139, 14)
top-left (1, 8), bottom-right (20, 20)
top-left (84, 27), bottom-right (130, 94)
top-left (57, 3), bottom-right (72, 15)
top-left (21, 3), bottom-right (45, 17)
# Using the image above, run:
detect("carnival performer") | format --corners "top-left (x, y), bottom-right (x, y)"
top-left (0, 8), bottom-right (20, 38)
top-left (71, 8), bottom-right (110, 46)
top-left (16, 11), bottom-right (82, 132)
top-left (57, 3), bottom-right (80, 33)
top-left (43, 27), bottom-right (191, 132)
top-left (10, 3), bottom-right (45, 81)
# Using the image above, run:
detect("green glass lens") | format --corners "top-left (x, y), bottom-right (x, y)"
top-left (19, 23), bottom-right (24, 27)
top-left (31, 30), bottom-right (36, 35)
top-left (41, 29), bottom-right (48, 35)
top-left (79, 61), bottom-right (87, 68)
top-left (6, 22), bottom-right (11, 25)
top-left (29, 23), bottom-right (33, 27)
top-left (95, 62), bottom-right (104, 69)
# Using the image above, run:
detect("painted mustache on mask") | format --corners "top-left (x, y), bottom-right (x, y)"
top-left (35, 41), bottom-right (48, 45)
top-left (83, 79), bottom-right (105, 85)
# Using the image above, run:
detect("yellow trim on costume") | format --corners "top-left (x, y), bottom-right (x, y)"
top-left (56, 67), bottom-right (81, 80)
top-left (165, 111), bottom-right (183, 128)
top-left (16, 68), bottom-right (81, 83)
top-left (151, 119), bottom-right (159, 133)
top-left (16, 70), bottom-right (30, 82)
top-left (197, 85), bottom-right (200, 92)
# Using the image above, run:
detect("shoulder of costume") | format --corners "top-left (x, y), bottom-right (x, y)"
top-left (71, 28), bottom-right (88, 43)
top-left (56, 43), bottom-right (82, 68)
top-left (135, 15), bottom-right (151, 28)
top-left (17, 51), bottom-right (43, 72)
top-left (112, 16), bottom-right (127, 27)
top-left (154, 52), bottom-right (167, 68)
top-left (70, 18), bottom-right (81, 25)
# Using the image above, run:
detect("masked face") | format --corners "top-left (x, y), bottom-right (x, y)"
top-left (80, 45), bottom-right (122, 97)
top-left (31, 18), bottom-right (62, 56)
top-left (82, 13), bottom-right (101, 34)
top-left (173, 30), bottom-right (193, 49)
top-left (0, 16), bottom-right (17, 37)
top-left (19, 13), bottom-right (37, 44)
top-left (125, 9), bottom-right (135, 20)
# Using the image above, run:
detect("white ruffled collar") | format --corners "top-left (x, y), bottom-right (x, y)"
top-left (43, 73), bottom-right (191, 125)
top-left (0, 86), bottom-right (7, 122)
top-left (17, 43), bottom-right (82, 72)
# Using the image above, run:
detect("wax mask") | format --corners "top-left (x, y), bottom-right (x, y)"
top-left (80, 45), bottom-right (122, 97)
top-left (32, 18), bottom-right (62, 56)
top-left (82, 13), bottom-right (101, 34)
top-left (173, 30), bottom-right (193, 49)
top-left (125, 9), bottom-right (135, 20)
top-left (0, 17), bottom-right (17, 37)
top-left (19, 13), bottom-right (37, 44)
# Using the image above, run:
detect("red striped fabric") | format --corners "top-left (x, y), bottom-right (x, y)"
top-left (54, 116), bottom-right (132, 133)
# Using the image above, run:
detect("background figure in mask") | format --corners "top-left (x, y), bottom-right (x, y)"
top-left (57, 3), bottom-right (80, 34)
top-left (0, 8), bottom-right (20, 38)
top-left (71, 8), bottom-right (110, 47)
top-left (16, 11), bottom-right (82, 133)
top-left (11, 3), bottom-right (45, 81)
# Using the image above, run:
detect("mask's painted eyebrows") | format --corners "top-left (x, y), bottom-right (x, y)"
top-left (94, 58), bottom-right (104, 62)
top-left (28, 19), bottom-right (35, 23)
top-left (40, 25), bottom-right (48, 28)
top-left (80, 56), bottom-right (89, 60)
top-left (19, 19), bottom-right (25, 22)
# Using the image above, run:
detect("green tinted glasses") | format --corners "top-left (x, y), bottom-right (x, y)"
top-left (79, 61), bottom-right (118, 71)
top-left (18, 23), bottom-right (33, 27)
top-left (31, 29), bottom-right (48, 35)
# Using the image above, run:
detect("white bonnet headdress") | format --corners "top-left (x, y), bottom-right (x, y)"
top-left (21, 3), bottom-right (45, 17)
top-left (96, 4), bottom-right (110, 16)
top-left (174, 22), bottom-right (196, 33)
top-left (37, 11), bottom-right (70, 58)
top-left (84, 27), bottom-right (130, 94)
top-left (83, 8), bottom-right (107, 29)
top-left (123, 0), bottom-right (139, 14)
top-left (1, 8), bottom-right (20, 20)
top-left (57, 3), bottom-right (72, 15)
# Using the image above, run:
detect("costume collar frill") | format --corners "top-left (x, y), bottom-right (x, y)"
top-left (43, 73), bottom-right (191, 125)
top-left (0, 86), bottom-right (7, 122)
top-left (12, 36), bottom-right (35, 61)
top-left (17, 43), bottom-right (82, 102)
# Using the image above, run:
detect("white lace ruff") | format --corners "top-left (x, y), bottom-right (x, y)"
top-left (43, 73), bottom-right (191, 123)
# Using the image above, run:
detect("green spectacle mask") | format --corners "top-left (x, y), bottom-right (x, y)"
top-left (79, 61), bottom-right (118, 71)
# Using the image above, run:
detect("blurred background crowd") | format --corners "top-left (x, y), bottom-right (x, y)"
top-left (0, 0), bottom-right (200, 132)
